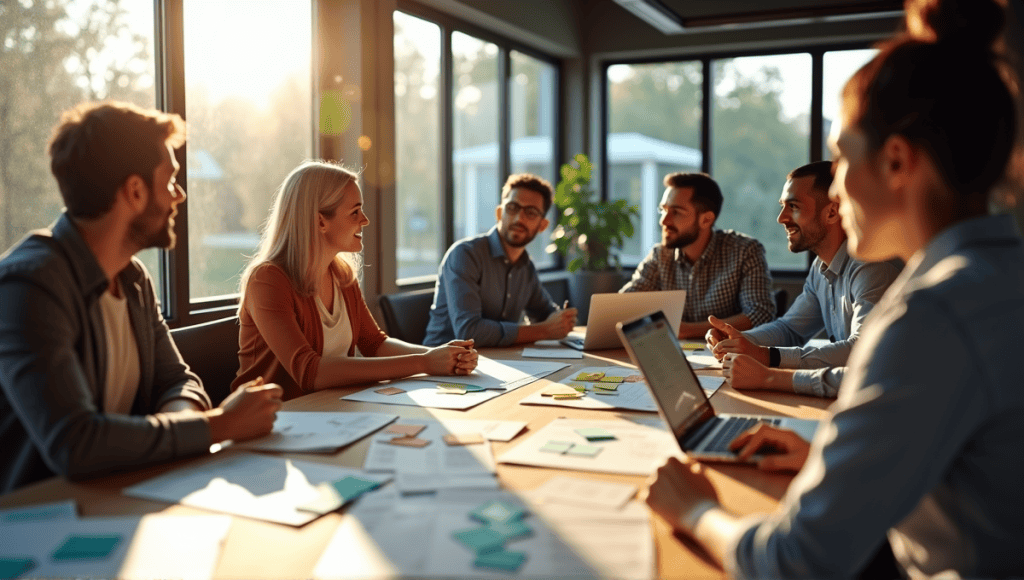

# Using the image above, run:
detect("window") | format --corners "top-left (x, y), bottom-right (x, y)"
top-left (822, 49), bottom-right (878, 160)
top-left (606, 61), bottom-right (703, 264)
top-left (712, 53), bottom-right (811, 271)
top-left (393, 8), bottom-right (560, 285)
top-left (183, 0), bottom-right (313, 300)
top-left (394, 12), bottom-right (442, 280)
top-left (0, 0), bottom-right (156, 276)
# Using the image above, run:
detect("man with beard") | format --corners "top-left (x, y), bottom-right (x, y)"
top-left (707, 161), bottom-right (901, 397)
top-left (621, 172), bottom-right (775, 339)
top-left (0, 102), bottom-right (282, 493)
top-left (425, 173), bottom-right (577, 347)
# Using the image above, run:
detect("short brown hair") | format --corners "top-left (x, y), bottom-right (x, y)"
top-left (787, 161), bottom-right (835, 209)
top-left (49, 102), bottom-right (186, 219)
top-left (663, 172), bottom-right (723, 218)
top-left (501, 173), bottom-right (554, 215)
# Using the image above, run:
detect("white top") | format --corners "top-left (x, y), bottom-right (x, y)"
top-left (99, 281), bottom-right (141, 414)
top-left (316, 279), bottom-right (352, 361)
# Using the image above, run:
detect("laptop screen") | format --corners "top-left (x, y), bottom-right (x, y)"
top-left (617, 311), bottom-right (714, 440)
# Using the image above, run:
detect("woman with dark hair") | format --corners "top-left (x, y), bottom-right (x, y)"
top-left (643, 0), bottom-right (1024, 577)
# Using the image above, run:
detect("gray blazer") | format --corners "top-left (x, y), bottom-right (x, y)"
top-left (0, 214), bottom-right (212, 493)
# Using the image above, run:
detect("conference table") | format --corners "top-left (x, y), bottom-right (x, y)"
top-left (0, 340), bottom-right (831, 579)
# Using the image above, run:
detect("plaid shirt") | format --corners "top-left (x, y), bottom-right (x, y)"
top-left (621, 229), bottom-right (775, 327)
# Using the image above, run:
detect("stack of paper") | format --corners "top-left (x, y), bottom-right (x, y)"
top-left (519, 365), bottom-right (724, 412)
top-left (232, 411), bottom-right (397, 452)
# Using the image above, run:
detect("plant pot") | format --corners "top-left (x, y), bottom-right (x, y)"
top-left (568, 270), bottom-right (626, 325)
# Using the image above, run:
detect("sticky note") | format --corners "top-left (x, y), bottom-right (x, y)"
top-left (443, 433), bottom-right (485, 446)
top-left (486, 519), bottom-right (533, 541)
top-left (385, 424), bottom-right (426, 437)
top-left (539, 440), bottom-right (573, 454)
top-left (540, 385), bottom-right (578, 397)
top-left (436, 384), bottom-right (467, 395)
top-left (452, 527), bottom-right (505, 554)
top-left (51, 534), bottom-right (121, 561)
top-left (569, 382), bottom-right (588, 392)
top-left (566, 444), bottom-right (602, 457)
top-left (593, 383), bottom-right (619, 391)
top-left (591, 389), bottom-right (618, 396)
top-left (575, 427), bottom-right (616, 441)
top-left (597, 376), bottom-right (624, 383)
top-left (374, 386), bottom-right (405, 395)
top-left (552, 393), bottom-right (582, 400)
top-left (438, 382), bottom-right (484, 392)
top-left (0, 557), bottom-right (36, 579)
top-left (470, 500), bottom-right (525, 525)
top-left (623, 375), bottom-right (644, 383)
top-left (682, 341), bottom-right (706, 351)
top-left (332, 476), bottom-right (383, 501)
top-left (575, 372), bottom-right (605, 381)
top-left (474, 550), bottom-right (528, 572)
top-left (386, 436), bottom-right (430, 448)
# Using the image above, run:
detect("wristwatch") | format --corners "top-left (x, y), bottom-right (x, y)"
top-left (768, 346), bottom-right (781, 368)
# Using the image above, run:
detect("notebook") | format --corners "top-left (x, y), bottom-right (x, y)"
top-left (560, 290), bottom-right (686, 351)
top-left (616, 310), bottom-right (819, 462)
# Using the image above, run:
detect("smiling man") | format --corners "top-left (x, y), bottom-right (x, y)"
top-left (621, 172), bottom-right (775, 339)
top-left (707, 161), bottom-right (901, 397)
top-left (424, 173), bottom-right (577, 347)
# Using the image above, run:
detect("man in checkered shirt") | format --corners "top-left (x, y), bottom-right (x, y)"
top-left (620, 172), bottom-right (775, 339)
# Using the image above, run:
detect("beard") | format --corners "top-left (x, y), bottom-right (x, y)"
top-left (786, 222), bottom-right (826, 254)
top-left (128, 193), bottom-right (175, 250)
top-left (500, 223), bottom-right (538, 248)
top-left (663, 222), bottom-right (700, 249)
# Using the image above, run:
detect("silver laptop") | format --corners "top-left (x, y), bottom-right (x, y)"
top-left (561, 290), bottom-right (686, 351)
top-left (616, 310), bottom-right (818, 462)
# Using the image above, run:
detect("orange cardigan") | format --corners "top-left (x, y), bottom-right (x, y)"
top-left (232, 262), bottom-right (388, 401)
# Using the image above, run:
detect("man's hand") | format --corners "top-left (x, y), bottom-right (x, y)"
top-left (722, 353), bottom-right (774, 390)
top-left (707, 316), bottom-right (768, 364)
top-left (543, 307), bottom-right (577, 340)
top-left (644, 456), bottom-right (720, 534)
top-left (208, 377), bottom-right (283, 443)
top-left (729, 423), bottom-right (810, 472)
top-left (446, 339), bottom-right (478, 374)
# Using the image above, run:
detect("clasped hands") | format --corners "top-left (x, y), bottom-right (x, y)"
top-left (425, 339), bottom-right (479, 376)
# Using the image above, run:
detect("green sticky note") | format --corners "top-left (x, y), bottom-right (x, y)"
top-left (566, 444), bottom-right (603, 457)
top-left (0, 557), bottom-right (36, 579)
top-left (575, 427), bottom-right (616, 441)
top-left (539, 440), bottom-right (573, 454)
top-left (486, 519), bottom-right (533, 541)
top-left (597, 376), bottom-right (624, 383)
top-left (474, 550), bottom-right (527, 572)
top-left (332, 476), bottom-right (383, 501)
top-left (51, 534), bottom-right (121, 561)
top-left (470, 500), bottom-right (525, 525)
top-left (452, 527), bottom-right (505, 554)
top-left (593, 383), bottom-right (619, 391)
top-left (569, 382), bottom-right (588, 392)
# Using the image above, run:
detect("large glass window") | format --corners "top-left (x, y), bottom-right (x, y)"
top-left (510, 51), bottom-right (557, 268)
top-left (711, 53), bottom-right (811, 271)
top-left (606, 62), bottom-right (703, 264)
top-left (452, 32), bottom-right (499, 244)
top-left (0, 0), bottom-right (156, 274)
top-left (183, 0), bottom-right (312, 299)
top-left (822, 49), bottom-right (878, 160)
top-left (394, 12), bottom-right (442, 281)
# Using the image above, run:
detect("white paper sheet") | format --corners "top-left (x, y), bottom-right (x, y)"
top-left (519, 365), bottom-right (724, 412)
top-left (232, 411), bottom-right (397, 452)
top-left (0, 514), bottom-right (230, 580)
top-left (342, 358), bottom-right (568, 410)
top-left (532, 476), bottom-right (637, 511)
top-left (0, 499), bottom-right (76, 523)
top-left (123, 451), bottom-right (391, 526)
top-left (497, 418), bottom-right (681, 476)
top-left (363, 419), bottom-right (497, 476)
top-left (312, 490), bottom-right (653, 580)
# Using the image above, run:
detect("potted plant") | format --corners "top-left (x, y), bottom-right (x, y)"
top-left (547, 153), bottom-right (640, 323)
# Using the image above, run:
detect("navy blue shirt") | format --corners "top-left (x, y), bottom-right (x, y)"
top-left (424, 227), bottom-right (557, 347)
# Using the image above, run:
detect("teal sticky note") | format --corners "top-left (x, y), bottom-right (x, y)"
top-left (566, 444), bottom-right (603, 457)
top-left (0, 557), bottom-right (36, 579)
top-left (474, 550), bottom-right (527, 572)
top-left (452, 527), bottom-right (505, 554)
top-left (486, 519), bottom-right (533, 541)
top-left (332, 476), bottom-right (383, 501)
top-left (574, 427), bottom-right (616, 441)
top-left (470, 500), bottom-right (525, 525)
top-left (50, 534), bottom-right (121, 561)
top-left (539, 440), bottom-right (573, 454)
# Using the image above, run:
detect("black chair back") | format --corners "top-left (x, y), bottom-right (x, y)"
top-left (169, 316), bottom-right (240, 406)
top-left (378, 289), bottom-right (435, 345)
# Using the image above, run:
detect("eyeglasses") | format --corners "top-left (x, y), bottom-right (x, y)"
top-left (504, 201), bottom-right (544, 220)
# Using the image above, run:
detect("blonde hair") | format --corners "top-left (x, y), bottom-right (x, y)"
top-left (240, 160), bottom-right (361, 298)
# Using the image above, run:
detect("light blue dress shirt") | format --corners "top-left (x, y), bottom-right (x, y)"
top-left (728, 214), bottom-right (1024, 579)
top-left (743, 243), bottom-right (901, 397)
top-left (424, 227), bottom-right (557, 347)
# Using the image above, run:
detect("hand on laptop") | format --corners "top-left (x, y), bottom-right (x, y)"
top-left (729, 423), bottom-right (809, 472)
top-left (542, 307), bottom-right (578, 339)
top-left (707, 316), bottom-right (769, 364)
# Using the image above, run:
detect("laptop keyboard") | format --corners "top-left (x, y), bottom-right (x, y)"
top-left (702, 417), bottom-right (782, 454)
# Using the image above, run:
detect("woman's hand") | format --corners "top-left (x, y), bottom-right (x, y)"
top-left (729, 423), bottom-right (810, 472)
top-left (422, 340), bottom-right (477, 375)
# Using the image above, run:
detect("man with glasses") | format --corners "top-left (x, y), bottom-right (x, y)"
top-left (425, 174), bottom-right (577, 347)
top-left (621, 172), bottom-right (775, 338)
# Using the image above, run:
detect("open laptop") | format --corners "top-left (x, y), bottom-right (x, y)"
top-left (616, 310), bottom-right (819, 462)
top-left (560, 290), bottom-right (686, 351)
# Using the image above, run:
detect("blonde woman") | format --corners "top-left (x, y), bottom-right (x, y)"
top-left (232, 161), bottom-right (477, 401)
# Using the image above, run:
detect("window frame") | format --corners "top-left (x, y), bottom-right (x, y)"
top-left (600, 40), bottom-right (874, 276)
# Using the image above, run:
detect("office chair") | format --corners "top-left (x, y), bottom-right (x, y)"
top-left (169, 315), bottom-right (240, 406)
top-left (378, 288), bottom-right (435, 345)
top-left (773, 289), bottom-right (789, 318)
